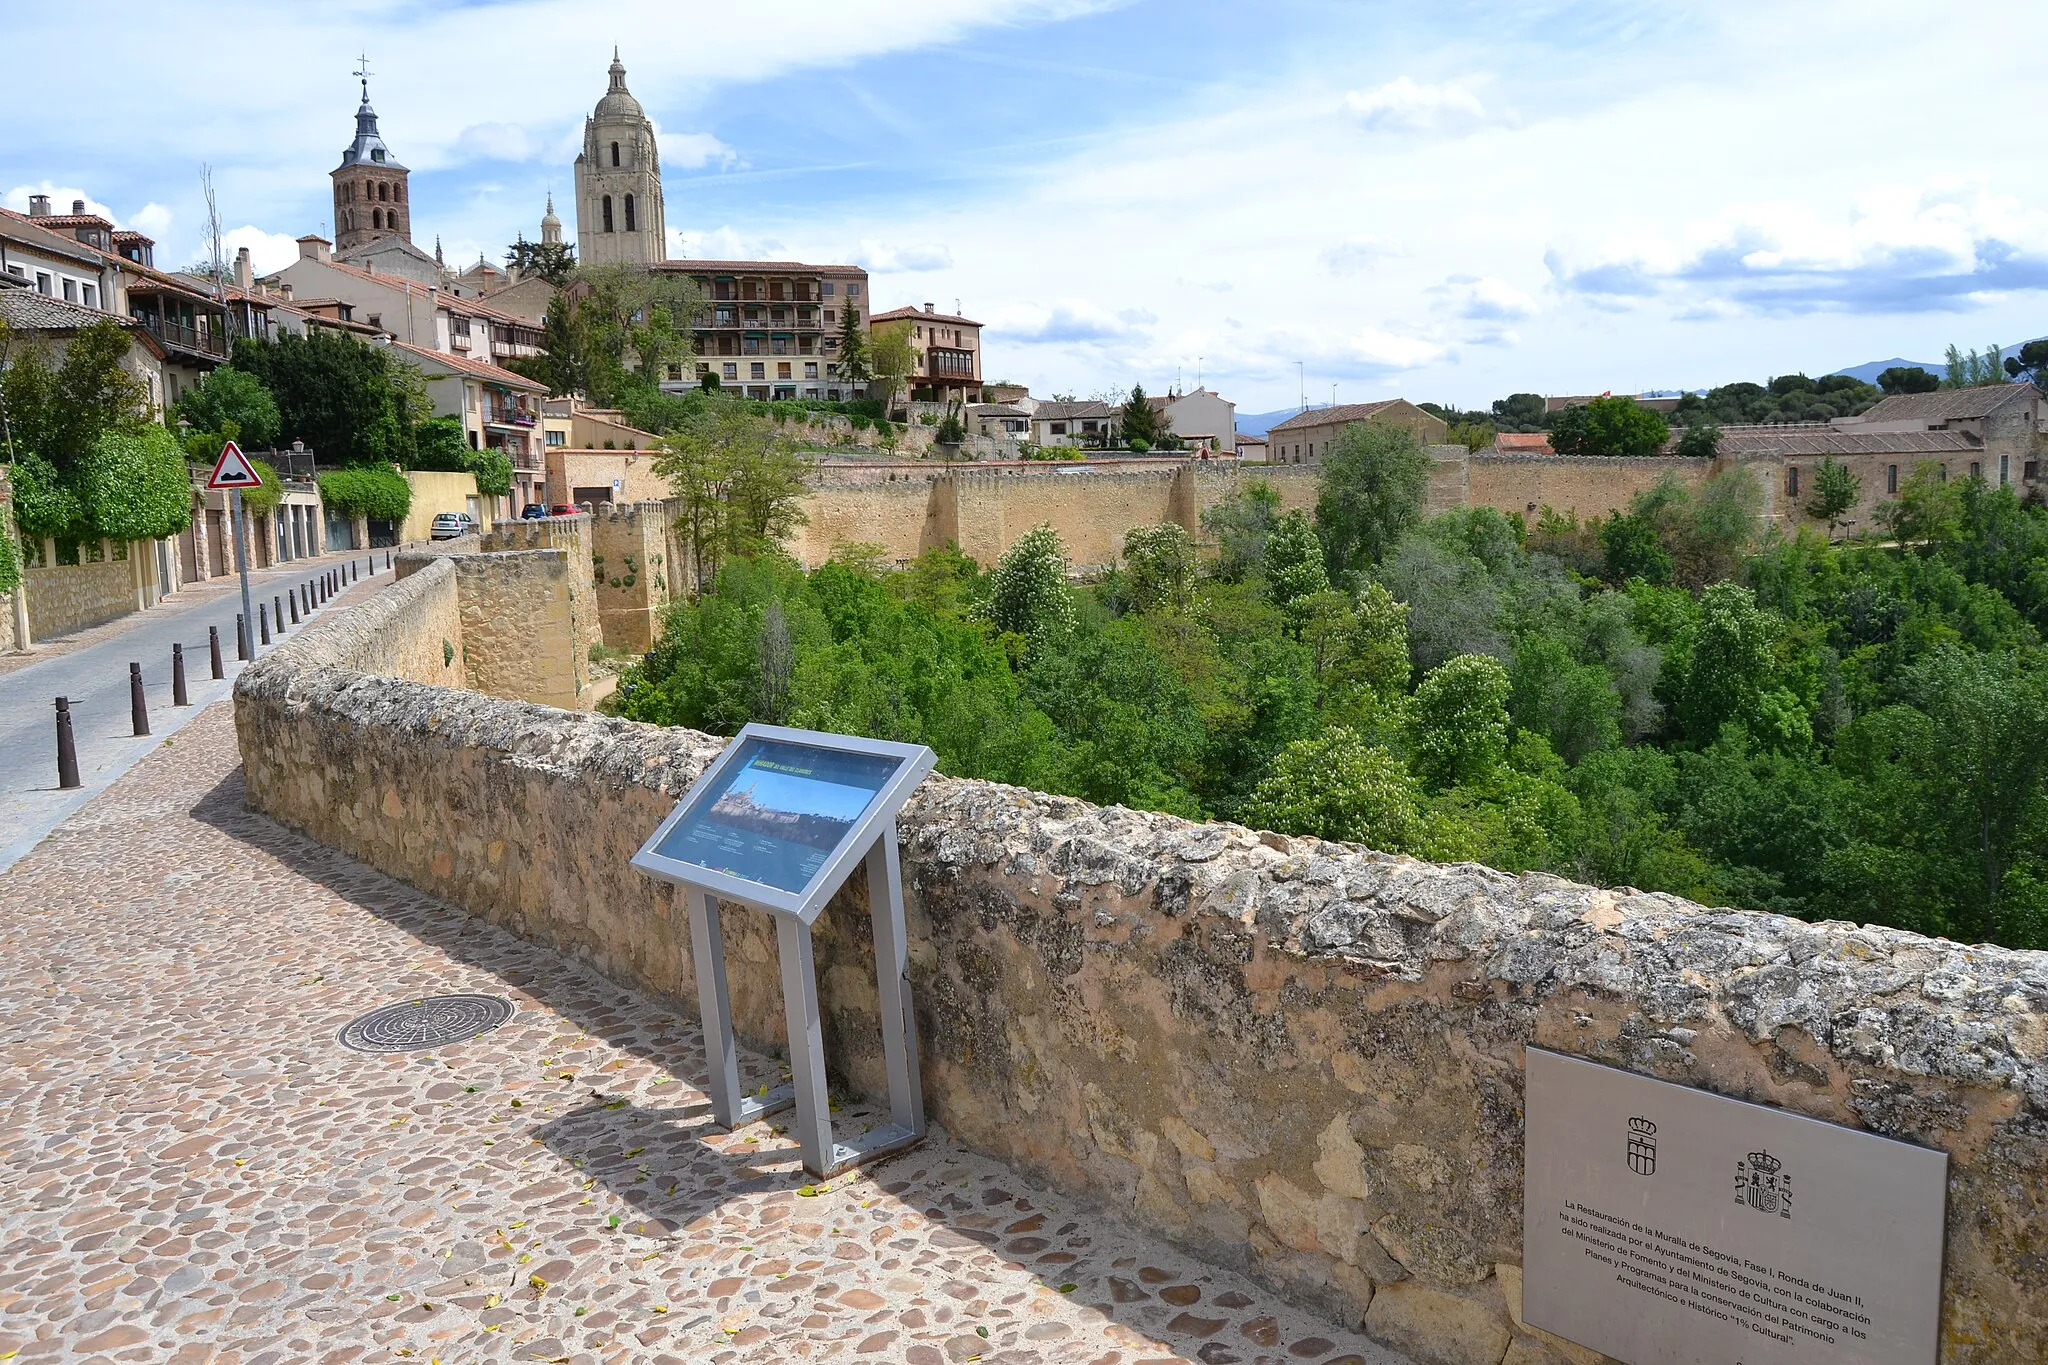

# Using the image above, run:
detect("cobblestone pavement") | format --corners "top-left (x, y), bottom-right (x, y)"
top-left (0, 703), bottom-right (1408, 1365)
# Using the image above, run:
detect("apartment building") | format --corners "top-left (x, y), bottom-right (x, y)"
top-left (1266, 399), bottom-right (1448, 464)
top-left (390, 341), bottom-right (549, 513)
top-left (655, 260), bottom-right (870, 400)
top-left (869, 303), bottom-right (984, 405)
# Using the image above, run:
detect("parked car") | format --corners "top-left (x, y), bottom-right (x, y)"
top-left (429, 512), bottom-right (478, 540)
top-left (549, 504), bottom-right (580, 517)
top-left (520, 503), bottom-right (549, 519)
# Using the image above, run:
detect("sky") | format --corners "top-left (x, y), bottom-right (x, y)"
top-left (7, 0), bottom-right (2048, 413)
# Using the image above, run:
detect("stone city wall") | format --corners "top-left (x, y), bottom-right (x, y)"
top-left (235, 579), bottom-right (2048, 1365)
top-left (587, 502), bottom-right (675, 652)
top-left (23, 548), bottom-right (144, 639)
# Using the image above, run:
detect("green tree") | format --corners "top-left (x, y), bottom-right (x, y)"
top-left (1, 319), bottom-right (148, 471)
top-left (1491, 392), bottom-right (1547, 430)
top-left (233, 329), bottom-right (411, 466)
top-left (77, 426), bottom-right (194, 542)
top-left (1408, 653), bottom-right (1512, 789)
top-left (869, 323), bottom-right (917, 415)
top-left (1548, 395), bottom-right (1670, 458)
top-left (1943, 343), bottom-right (2006, 389)
top-left (505, 234), bottom-right (575, 286)
top-left (1119, 384), bottom-right (1160, 449)
top-left (836, 310), bottom-right (870, 387)
top-left (1122, 523), bottom-right (1198, 615)
top-left (1679, 583), bottom-right (1808, 748)
top-left (1263, 510), bottom-right (1330, 606)
top-left (2002, 338), bottom-right (2048, 393)
top-left (1349, 580), bottom-right (1412, 699)
top-left (1239, 727), bottom-right (1421, 849)
top-left (651, 396), bottom-right (813, 591)
top-left (517, 292), bottom-right (589, 397)
top-left (1674, 423), bottom-right (1720, 459)
top-left (1878, 365), bottom-right (1940, 395)
top-left (1805, 455), bottom-right (1860, 533)
top-left (410, 415), bottom-right (472, 471)
top-left (1314, 421), bottom-right (1431, 577)
top-left (1201, 479), bottom-right (1280, 580)
top-left (976, 525), bottom-right (1075, 648)
top-left (171, 365), bottom-right (280, 454)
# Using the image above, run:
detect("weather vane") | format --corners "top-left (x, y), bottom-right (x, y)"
top-left (353, 53), bottom-right (373, 99)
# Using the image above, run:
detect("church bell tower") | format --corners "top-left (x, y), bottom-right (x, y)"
top-left (331, 60), bottom-right (411, 254)
top-left (573, 50), bottom-right (666, 266)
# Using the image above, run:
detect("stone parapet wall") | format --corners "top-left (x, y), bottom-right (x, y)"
top-left (234, 609), bottom-right (2048, 1365)
top-left (24, 553), bottom-right (142, 639)
top-left (587, 502), bottom-right (674, 651)
top-left (391, 532), bottom-right (600, 708)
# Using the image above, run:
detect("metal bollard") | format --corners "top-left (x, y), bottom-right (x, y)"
top-left (289, 591), bottom-right (300, 625)
top-left (172, 643), bottom-right (190, 706)
top-left (129, 662), bottom-right (150, 736)
top-left (209, 625), bottom-right (224, 679)
top-left (237, 614), bottom-right (249, 661)
top-left (55, 697), bottom-right (81, 789)
top-left (274, 594), bottom-right (285, 633)
top-left (385, 549), bottom-right (392, 570)
top-left (259, 603), bottom-right (271, 647)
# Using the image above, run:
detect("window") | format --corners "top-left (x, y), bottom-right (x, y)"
top-left (723, 362), bottom-right (737, 379)
top-left (4, 265), bottom-right (22, 279)
top-left (611, 141), bottom-right (620, 167)
top-left (81, 284), bottom-right (95, 308)
top-left (378, 182), bottom-right (388, 201)
top-left (846, 282), bottom-right (861, 297)
top-left (824, 309), bottom-right (836, 324)
top-left (804, 362), bottom-right (818, 378)
top-left (62, 278), bottom-right (76, 302)
top-left (751, 362), bottom-right (766, 379)
top-left (822, 282), bottom-right (835, 297)
top-left (1050, 422), bottom-right (1067, 435)
top-left (774, 362), bottom-right (790, 379)
top-left (1970, 461), bottom-right (1981, 480)
top-left (545, 429), bottom-right (566, 447)
top-left (1887, 463), bottom-right (1898, 494)
top-left (602, 196), bottom-right (614, 233)
top-left (367, 314), bottom-right (382, 330)
top-left (624, 194), bottom-right (636, 232)
top-left (371, 148), bottom-right (385, 162)
top-left (37, 272), bottom-right (52, 295)
top-left (373, 208), bottom-right (382, 230)
top-left (2001, 455), bottom-right (2010, 485)
top-left (394, 184), bottom-right (402, 202)
top-left (1786, 466), bottom-right (1800, 497)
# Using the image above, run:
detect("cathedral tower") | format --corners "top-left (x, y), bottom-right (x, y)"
top-left (574, 50), bottom-right (666, 266)
top-left (331, 69), bottom-right (411, 254)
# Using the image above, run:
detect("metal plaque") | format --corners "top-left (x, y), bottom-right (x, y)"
top-left (1523, 1048), bottom-right (1947, 1365)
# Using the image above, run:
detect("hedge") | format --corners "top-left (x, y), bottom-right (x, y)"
top-left (0, 525), bottom-right (20, 594)
top-left (79, 427), bottom-right (192, 542)
top-left (317, 465), bottom-right (413, 521)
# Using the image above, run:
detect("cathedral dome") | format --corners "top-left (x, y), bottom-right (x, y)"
top-left (593, 50), bottom-right (644, 121)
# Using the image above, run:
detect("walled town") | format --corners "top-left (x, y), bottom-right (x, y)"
top-left (4, 23), bottom-right (2048, 1365)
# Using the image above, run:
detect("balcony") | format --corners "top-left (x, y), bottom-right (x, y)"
top-left (137, 314), bottom-right (228, 359)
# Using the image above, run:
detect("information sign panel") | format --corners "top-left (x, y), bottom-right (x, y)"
top-left (1524, 1048), bottom-right (1946, 1365)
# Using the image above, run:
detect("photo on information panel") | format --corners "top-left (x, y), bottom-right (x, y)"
top-left (655, 738), bottom-right (900, 894)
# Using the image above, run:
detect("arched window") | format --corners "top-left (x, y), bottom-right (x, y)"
top-left (602, 195), bottom-right (614, 233)
top-left (372, 208), bottom-right (382, 230)
top-left (624, 194), bottom-right (636, 232)
top-left (378, 182), bottom-right (389, 202)
top-left (611, 141), bottom-right (620, 167)
top-left (394, 183), bottom-right (402, 203)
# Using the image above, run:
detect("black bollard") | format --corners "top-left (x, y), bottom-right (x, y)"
top-left (209, 625), bottom-right (224, 679)
top-left (172, 643), bottom-right (190, 706)
top-left (289, 592), bottom-right (300, 625)
top-left (259, 603), bottom-right (271, 646)
top-left (237, 614), bottom-right (249, 661)
top-left (385, 549), bottom-right (392, 570)
top-left (129, 662), bottom-right (150, 736)
top-left (274, 594), bottom-right (285, 633)
top-left (55, 697), bottom-right (81, 790)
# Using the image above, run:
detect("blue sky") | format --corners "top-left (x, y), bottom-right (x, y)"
top-left (7, 0), bottom-right (2047, 411)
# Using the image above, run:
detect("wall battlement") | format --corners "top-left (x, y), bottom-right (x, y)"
top-left (234, 568), bottom-right (2048, 1365)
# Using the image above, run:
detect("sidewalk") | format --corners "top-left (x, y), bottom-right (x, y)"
top-left (0, 550), bottom-right (390, 874)
top-left (0, 702), bottom-right (1406, 1364)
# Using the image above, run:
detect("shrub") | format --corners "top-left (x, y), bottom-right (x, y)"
top-left (79, 426), bottom-right (192, 541)
top-left (1239, 727), bottom-right (1421, 849)
top-left (318, 465), bottom-right (413, 521)
top-left (0, 525), bottom-right (19, 593)
top-left (8, 451), bottom-right (86, 540)
top-left (241, 458), bottom-right (285, 514)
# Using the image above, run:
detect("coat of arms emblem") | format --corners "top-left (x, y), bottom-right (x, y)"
top-left (1626, 1116), bottom-right (1657, 1176)
top-left (1737, 1149), bottom-right (1792, 1219)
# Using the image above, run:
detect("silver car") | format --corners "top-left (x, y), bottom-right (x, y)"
top-left (430, 512), bottom-right (477, 540)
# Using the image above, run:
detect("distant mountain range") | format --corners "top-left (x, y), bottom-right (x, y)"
top-left (1231, 359), bottom-right (1951, 436)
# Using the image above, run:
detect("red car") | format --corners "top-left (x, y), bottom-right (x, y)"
top-left (549, 504), bottom-right (581, 517)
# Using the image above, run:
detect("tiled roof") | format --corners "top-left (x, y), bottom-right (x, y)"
top-left (0, 290), bottom-right (131, 332)
top-left (388, 339), bottom-right (546, 391)
top-left (19, 213), bottom-right (113, 231)
top-left (0, 208), bottom-right (109, 265)
top-left (1494, 432), bottom-right (1554, 452)
top-left (969, 403), bottom-right (1027, 417)
top-left (1858, 385), bottom-right (2037, 423)
top-left (1267, 400), bottom-right (1415, 433)
top-left (653, 260), bottom-right (865, 274)
top-left (1713, 426), bottom-right (1982, 457)
top-left (1033, 401), bottom-right (1114, 420)
top-left (871, 306), bottom-right (981, 327)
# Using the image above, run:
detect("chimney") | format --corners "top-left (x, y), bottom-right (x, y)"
top-left (279, 283), bottom-right (294, 300)
top-left (27, 194), bottom-right (50, 217)
top-left (233, 247), bottom-right (253, 292)
top-left (924, 302), bottom-right (935, 313)
top-left (296, 235), bottom-right (331, 264)
top-left (72, 199), bottom-right (86, 215)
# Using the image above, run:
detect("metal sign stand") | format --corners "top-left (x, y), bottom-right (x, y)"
top-left (631, 724), bottom-right (934, 1179)
top-left (687, 827), bottom-right (923, 1175)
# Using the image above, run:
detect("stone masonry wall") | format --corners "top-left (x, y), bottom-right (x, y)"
top-left (395, 526), bottom-right (601, 708)
top-left (24, 552), bottom-right (141, 639)
top-left (235, 592), bottom-right (2048, 1365)
top-left (587, 502), bottom-right (675, 651)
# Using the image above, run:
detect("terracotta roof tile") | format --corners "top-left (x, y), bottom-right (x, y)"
top-left (1858, 385), bottom-right (2037, 423)
top-left (387, 339), bottom-right (545, 391)
top-left (1267, 400), bottom-right (1416, 433)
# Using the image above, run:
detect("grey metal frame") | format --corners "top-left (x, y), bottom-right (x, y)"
top-left (633, 724), bottom-right (934, 1177)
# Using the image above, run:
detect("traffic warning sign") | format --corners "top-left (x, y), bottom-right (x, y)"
top-left (207, 440), bottom-right (264, 490)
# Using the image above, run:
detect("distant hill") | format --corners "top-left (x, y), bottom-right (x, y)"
top-left (1236, 407), bottom-right (1306, 438)
top-left (1829, 358), bottom-right (1944, 385)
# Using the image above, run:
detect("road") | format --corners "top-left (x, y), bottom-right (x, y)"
top-left (0, 548), bottom-right (390, 872)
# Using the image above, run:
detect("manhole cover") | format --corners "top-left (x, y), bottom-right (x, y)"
top-left (338, 994), bottom-right (515, 1053)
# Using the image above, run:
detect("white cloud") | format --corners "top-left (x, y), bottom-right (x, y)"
top-left (222, 226), bottom-right (304, 276)
top-left (5, 184), bottom-right (116, 220)
top-left (852, 240), bottom-right (955, 273)
top-left (1342, 77), bottom-right (1488, 134)
top-left (129, 202), bottom-right (175, 238)
top-left (670, 226), bottom-right (789, 261)
top-left (1320, 235), bottom-right (1403, 275)
top-left (991, 301), bottom-right (1154, 345)
top-left (1436, 275), bottom-right (1536, 323)
top-left (660, 131), bottom-right (741, 171)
